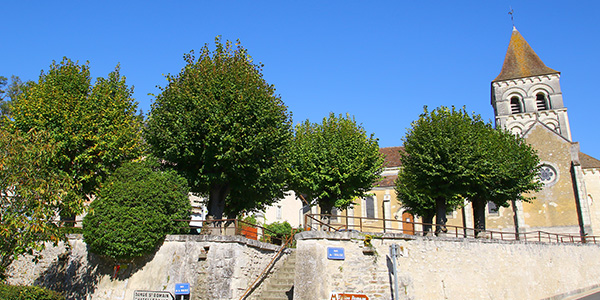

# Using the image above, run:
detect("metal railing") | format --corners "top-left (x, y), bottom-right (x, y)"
top-left (238, 228), bottom-right (298, 300)
top-left (304, 213), bottom-right (600, 244)
top-left (56, 218), bottom-right (294, 246)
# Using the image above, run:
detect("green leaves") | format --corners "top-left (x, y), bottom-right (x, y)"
top-left (9, 58), bottom-right (144, 216)
top-left (288, 113), bottom-right (384, 213)
top-left (0, 129), bottom-right (74, 279)
top-left (146, 37), bottom-right (292, 218)
top-left (82, 160), bottom-right (191, 261)
top-left (397, 106), bottom-right (541, 222)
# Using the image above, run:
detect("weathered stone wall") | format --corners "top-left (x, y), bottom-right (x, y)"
top-left (294, 231), bottom-right (600, 300)
top-left (7, 234), bottom-right (281, 300)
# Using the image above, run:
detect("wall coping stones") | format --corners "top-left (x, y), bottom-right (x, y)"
top-left (66, 233), bottom-right (280, 252)
top-left (295, 230), bottom-right (600, 248)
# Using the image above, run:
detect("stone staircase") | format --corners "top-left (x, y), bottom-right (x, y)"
top-left (250, 249), bottom-right (296, 300)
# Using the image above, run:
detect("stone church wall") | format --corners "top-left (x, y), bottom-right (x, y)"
top-left (6, 234), bottom-right (281, 300)
top-left (294, 231), bottom-right (600, 300)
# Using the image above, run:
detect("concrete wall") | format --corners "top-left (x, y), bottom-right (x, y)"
top-left (294, 231), bottom-right (600, 300)
top-left (584, 168), bottom-right (600, 236)
top-left (7, 234), bottom-right (281, 300)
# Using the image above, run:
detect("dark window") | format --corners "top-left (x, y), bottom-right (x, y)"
top-left (365, 197), bottom-right (375, 218)
top-left (331, 207), bottom-right (339, 221)
top-left (536, 93), bottom-right (549, 110)
top-left (488, 202), bottom-right (499, 214)
top-left (510, 96), bottom-right (522, 114)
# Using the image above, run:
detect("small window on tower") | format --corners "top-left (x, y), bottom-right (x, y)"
top-left (536, 93), bottom-right (549, 111)
top-left (510, 96), bottom-right (522, 114)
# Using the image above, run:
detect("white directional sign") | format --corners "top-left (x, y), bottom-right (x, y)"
top-left (133, 290), bottom-right (174, 300)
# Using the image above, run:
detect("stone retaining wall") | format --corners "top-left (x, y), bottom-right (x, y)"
top-left (7, 234), bottom-right (281, 300)
top-left (293, 231), bottom-right (600, 300)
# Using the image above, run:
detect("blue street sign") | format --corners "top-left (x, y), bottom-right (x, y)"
top-left (327, 247), bottom-right (345, 260)
top-left (175, 283), bottom-right (190, 295)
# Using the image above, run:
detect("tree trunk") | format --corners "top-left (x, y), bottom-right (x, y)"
top-left (422, 213), bottom-right (434, 236)
top-left (435, 196), bottom-right (448, 236)
top-left (511, 200), bottom-right (520, 240)
top-left (320, 204), bottom-right (333, 230)
top-left (208, 184), bottom-right (230, 222)
top-left (472, 199), bottom-right (486, 238)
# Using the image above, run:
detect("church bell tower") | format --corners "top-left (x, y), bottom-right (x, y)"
top-left (491, 27), bottom-right (571, 140)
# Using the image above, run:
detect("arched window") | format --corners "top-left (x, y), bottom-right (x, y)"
top-left (510, 96), bottom-right (522, 114)
top-left (536, 93), bottom-right (549, 111)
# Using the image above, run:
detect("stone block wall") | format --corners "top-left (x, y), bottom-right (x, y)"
top-left (294, 231), bottom-right (600, 300)
top-left (7, 234), bottom-right (281, 300)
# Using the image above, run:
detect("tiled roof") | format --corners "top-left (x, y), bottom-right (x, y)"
top-left (493, 28), bottom-right (559, 82)
top-left (379, 146), bottom-right (404, 168)
top-left (376, 174), bottom-right (397, 188)
top-left (581, 152), bottom-right (600, 169)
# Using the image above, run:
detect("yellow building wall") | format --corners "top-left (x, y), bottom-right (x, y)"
top-left (520, 125), bottom-right (580, 231)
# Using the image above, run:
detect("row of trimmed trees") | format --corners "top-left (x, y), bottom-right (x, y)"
top-left (396, 106), bottom-right (542, 236)
top-left (0, 37), bottom-right (542, 276)
top-left (0, 38), bottom-right (384, 271)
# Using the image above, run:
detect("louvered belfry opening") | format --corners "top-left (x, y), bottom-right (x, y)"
top-left (510, 96), bottom-right (522, 114)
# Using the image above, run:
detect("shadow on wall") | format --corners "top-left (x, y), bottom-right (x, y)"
top-left (33, 243), bottom-right (159, 300)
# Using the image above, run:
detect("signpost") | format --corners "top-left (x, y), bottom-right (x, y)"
top-left (133, 290), bottom-right (174, 300)
top-left (175, 283), bottom-right (190, 300)
top-left (327, 247), bottom-right (345, 260)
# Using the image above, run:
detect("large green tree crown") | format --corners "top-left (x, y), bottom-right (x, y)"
top-left (397, 105), bottom-right (541, 220)
top-left (145, 37), bottom-right (293, 218)
top-left (8, 58), bottom-right (144, 215)
top-left (289, 113), bottom-right (384, 212)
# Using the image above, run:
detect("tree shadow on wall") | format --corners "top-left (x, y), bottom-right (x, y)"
top-left (386, 255), bottom-right (395, 300)
top-left (34, 244), bottom-right (159, 300)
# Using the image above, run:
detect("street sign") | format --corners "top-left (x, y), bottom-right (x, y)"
top-left (175, 283), bottom-right (190, 295)
top-left (133, 290), bottom-right (174, 300)
top-left (327, 247), bottom-right (345, 260)
top-left (330, 293), bottom-right (369, 300)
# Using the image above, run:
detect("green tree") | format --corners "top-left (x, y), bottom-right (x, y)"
top-left (288, 113), bottom-right (384, 223)
top-left (396, 107), bottom-right (474, 235)
top-left (145, 37), bottom-right (292, 220)
top-left (82, 160), bottom-right (191, 261)
top-left (397, 106), bottom-right (541, 236)
top-left (0, 129), bottom-right (75, 280)
top-left (0, 75), bottom-right (29, 119)
top-left (9, 58), bottom-right (145, 219)
top-left (467, 124), bottom-right (541, 235)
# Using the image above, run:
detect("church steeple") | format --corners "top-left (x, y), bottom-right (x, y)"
top-left (494, 27), bottom-right (559, 82)
top-left (491, 28), bottom-right (571, 141)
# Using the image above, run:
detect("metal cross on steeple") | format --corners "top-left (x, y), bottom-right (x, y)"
top-left (509, 7), bottom-right (515, 28)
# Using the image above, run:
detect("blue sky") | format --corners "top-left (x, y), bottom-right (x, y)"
top-left (3, 1), bottom-right (599, 159)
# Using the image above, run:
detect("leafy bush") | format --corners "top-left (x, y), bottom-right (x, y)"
top-left (0, 284), bottom-right (64, 300)
top-left (82, 160), bottom-right (191, 261)
top-left (264, 221), bottom-right (293, 244)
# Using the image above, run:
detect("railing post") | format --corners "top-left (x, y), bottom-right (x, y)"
top-left (360, 217), bottom-right (363, 232)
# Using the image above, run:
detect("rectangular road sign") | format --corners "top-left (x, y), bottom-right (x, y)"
top-left (133, 290), bottom-right (174, 300)
top-left (175, 283), bottom-right (190, 295)
top-left (327, 247), bottom-right (345, 260)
